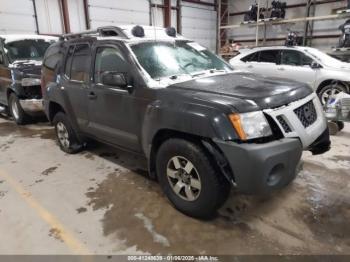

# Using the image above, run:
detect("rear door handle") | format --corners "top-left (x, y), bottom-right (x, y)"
top-left (247, 65), bottom-right (254, 68)
top-left (88, 92), bottom-right (97, 100)
top-left (277, 67), bottom-right (285, 71)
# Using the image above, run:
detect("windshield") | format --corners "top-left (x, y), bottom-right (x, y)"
top-left (304, 48), bottom-right (344, 67)
top-left (5, 39), bottom-right (52, 63)
top-left (130, 41), bottom-right (233, 80)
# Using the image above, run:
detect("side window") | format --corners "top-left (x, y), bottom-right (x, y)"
top-left (43, 45), bottom-right (62, 70)
top-left (281, 50), bottom-right (302, 66)
top-left (300, 53), bottom-right (314, 66)
top-left (94, 46), bottom-right (128, 84)
top-left (64, 45), bottom-right (75, 77)
top-left (70, 44), bottom-right (91, 82)
top-left (241, 52), bottom-right (259, 62)
top-left (259, 50), bottom-right (279, 64)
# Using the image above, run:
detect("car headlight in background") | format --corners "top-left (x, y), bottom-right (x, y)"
top-left (229, 111), bottom-right (272, 140)
top-left (21, 78), bottom-right (41, 87)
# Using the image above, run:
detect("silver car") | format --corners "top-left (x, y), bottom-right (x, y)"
top-left (230, 46), bottom-right (350, 104)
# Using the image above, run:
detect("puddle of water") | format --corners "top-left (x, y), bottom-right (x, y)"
top-left (48, 228), bottom-right (63, 242)
top-left (86, 171), bottom-right (288, 255)
top-left (76, 207), bottom-right (87, 214)
top-left (295, 161), bottom-right (350, 247)
top-left (41, 167), bottom-right (58, 176)
top-left (0, 121), bottom-right (55, 140)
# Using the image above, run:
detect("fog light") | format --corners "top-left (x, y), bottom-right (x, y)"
top-left (267, 164), bottom-right (284, 186)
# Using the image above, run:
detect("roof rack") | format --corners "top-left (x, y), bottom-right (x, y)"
top-left (60, 26), bottom-right (128, 40)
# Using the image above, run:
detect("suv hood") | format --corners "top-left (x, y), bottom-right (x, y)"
top-left (168, 72), bottom-right (313, 112)
top-left (10, 60), bottom-right (42, 78)
top-left (325, 62), bottom-right (350, 71)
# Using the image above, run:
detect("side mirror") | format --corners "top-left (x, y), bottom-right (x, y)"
top-left (310, 61), bottom-right (322, 69)
top-left (101, 72), bottom-right (128, 88)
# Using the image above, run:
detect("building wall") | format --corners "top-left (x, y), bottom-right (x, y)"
top-left (227, 0), bottom-right (348, 51)
top-left (181, 0), bottom-right (217, 51)
top-left (0, 0), bottom-right (38, 34)
top-left (0, 0), bottom-right (217, 51)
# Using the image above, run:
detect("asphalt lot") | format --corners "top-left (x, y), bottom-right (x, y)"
top-left (0, 115), bottom-right (349, 255)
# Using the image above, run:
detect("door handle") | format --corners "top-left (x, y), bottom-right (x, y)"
top-left (277, 67), bottom-right (285, 71)
top-left (247, 65), bottom-right (253, 68)
top-left (88, 92), bottom-right (97, 100)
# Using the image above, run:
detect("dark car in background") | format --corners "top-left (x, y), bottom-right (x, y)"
top-left (0, 35), bottom-right (57, 124)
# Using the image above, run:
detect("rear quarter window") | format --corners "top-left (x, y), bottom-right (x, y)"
top-left (241, 52), bottom-right (259, 62)
top-left (43, 44), bottom-right (63, 70)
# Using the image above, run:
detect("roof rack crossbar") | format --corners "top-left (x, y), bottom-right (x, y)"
top-left (60, 26), bottom-right (129, 40)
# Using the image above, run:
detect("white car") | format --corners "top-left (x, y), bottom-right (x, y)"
top-left (230, 46), bottom-right (350, 104)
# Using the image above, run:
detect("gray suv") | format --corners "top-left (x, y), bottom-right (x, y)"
top-left (42, 26), bottom-right (330, 218)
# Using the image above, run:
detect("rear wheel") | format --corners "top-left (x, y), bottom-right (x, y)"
top-left (336, 121), bottom-right (345, 131)
top-left (156, 138), bottom-right (230, 219)
top-left (53, 112), bottom-right (83, 154)
top-left (318, 84), bottom-right (347, 105)
top-left (9, 93), bottom-right (30, 125)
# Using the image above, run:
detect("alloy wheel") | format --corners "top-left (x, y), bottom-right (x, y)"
top-left (11, 99), bottom-right (19, 120)
top-left (166, 156), bottom-right (201, 201)
top-left (321, 87), bottom-right (342, 105)
top-left (56, 122), bottom-right (70, 149)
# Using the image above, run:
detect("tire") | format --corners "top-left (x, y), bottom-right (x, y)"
top-left (156, 138), bottom-right (230, 219)
top-left (328, 121), bottom-right (339, 136)
top-left (318, 84), bottom-right (347, 105)
top-left (8, 93), bottom-right (30, 125)
top-left (336, 121), bottom-right (345, 131)
top-left (52, 112), bottom-right (83, 154)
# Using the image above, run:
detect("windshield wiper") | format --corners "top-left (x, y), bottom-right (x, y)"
top-left (168, 73), bottom-right (191, 80)
top-left (190, 68), bottom-right (226, 77)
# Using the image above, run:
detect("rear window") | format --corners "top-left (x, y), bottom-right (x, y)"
top-left (43, 44), bottom-right (62, 70)
top-left (241, 52), bottom-right (259, 62)
top-left (64, 44), bottom-right (91, 82)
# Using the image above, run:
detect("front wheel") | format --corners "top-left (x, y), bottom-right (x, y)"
top-left (53, 112), bottom-right (83, 154)
top-left (318, 84), bottom-right (347, 105)
top-left (9, 93), bottom-right (30, 125)
top-left (156, 138), bottom-right (230, 219)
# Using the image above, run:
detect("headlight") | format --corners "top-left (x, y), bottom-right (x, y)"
top-left (229, 111), bottom-right (272, 140)
top-left (21, 78), bottom-right (41, 87)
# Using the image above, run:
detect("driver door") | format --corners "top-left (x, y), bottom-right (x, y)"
top-left (87, 44), bottom-right (140, 152)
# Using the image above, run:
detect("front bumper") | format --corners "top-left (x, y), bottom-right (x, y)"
top-left (19, 99), bottom-right (44, 113)
top-left (214, 138), bottom-right (303, 194)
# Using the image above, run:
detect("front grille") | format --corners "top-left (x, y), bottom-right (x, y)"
top-left (23, 85), bottom-right (42, 99)
top-left (294, 100), bottom-right (317, 128)
top-left (276, 115), bottom-right (292, 133)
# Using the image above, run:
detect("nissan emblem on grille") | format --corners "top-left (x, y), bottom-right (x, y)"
top-left (294, 100), bottom-right (317, 128)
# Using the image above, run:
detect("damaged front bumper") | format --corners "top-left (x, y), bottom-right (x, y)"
top-left (19, 99), bottom-right (44, 113)
top-left (214, 138), bottom-right (303, 194)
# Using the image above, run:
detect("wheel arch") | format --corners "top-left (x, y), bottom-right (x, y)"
top-left (316, 79), bottom-right (350, 94)
top-left (148, 128), bottom-right (235, 185)
top-left (48, 101), bottom-right (66, 122)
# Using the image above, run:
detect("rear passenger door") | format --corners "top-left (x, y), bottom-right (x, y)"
top-left (61, 44), bottom-right (91, 131)
top-left (253, 50), bottom-right (280, 77)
